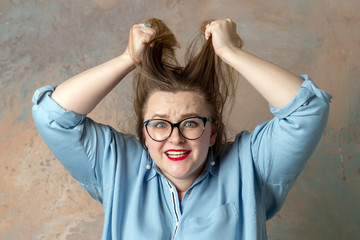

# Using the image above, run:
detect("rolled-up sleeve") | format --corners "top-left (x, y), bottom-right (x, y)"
top-left (249, 75), bottom-right (332, 218)
top-left (32, 85), bottom-right (107, 188)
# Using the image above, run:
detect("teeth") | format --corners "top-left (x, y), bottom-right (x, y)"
top-left (166, 151), bottom-right (189, 157)
top-left (167, 151), bottom-right (188, 154)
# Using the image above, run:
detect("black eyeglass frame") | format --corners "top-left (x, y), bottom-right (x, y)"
top-left (143, 117), bottom-right (214, 142)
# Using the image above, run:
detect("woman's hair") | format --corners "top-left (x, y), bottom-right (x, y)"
top-left (133, 18), bottom-right (238, 156)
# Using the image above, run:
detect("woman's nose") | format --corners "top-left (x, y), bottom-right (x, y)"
top-left (168, 126), bottom-right (185, 143)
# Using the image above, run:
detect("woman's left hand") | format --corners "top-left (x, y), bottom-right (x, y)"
top-left (205, 20), bottom-right (302, 109)
top-left (205, 19), bottom-right (243, 60)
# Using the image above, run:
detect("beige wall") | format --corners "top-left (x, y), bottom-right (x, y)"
top-left (1, 0), bottom-right (359, 239)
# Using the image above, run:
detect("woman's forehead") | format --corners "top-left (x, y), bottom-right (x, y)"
top-left (144, 90), bottom-right (210, 120)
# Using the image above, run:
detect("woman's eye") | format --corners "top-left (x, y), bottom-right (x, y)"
top-left (151, 121), bottom-right (167, 128)
top-left (184, 121), bottom-right (198, 127)
top-left (155, 123), bottom-right (166, 128)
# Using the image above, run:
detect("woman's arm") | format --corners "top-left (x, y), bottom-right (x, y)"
top-left (51, 23), bottom-right (156, 115)
top-left (32, 22), bottom-right (156, 192)
top-left (206, 19), bottom-right (332, 218)
top-left (205, 19), bottom-right (303, 108)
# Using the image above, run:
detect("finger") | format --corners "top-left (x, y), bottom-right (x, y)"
top-left (142, 28), bottom-right (156, 37)
top-left (205, 25), bottom-right (212, 40)
top-left (132, 28), bottom-right (156, 44)
top-left (141, 32), bottom-right (154, 45)
top-left (133, 23), bottom-right (149, 29)
top-left (205, 21), bottom-right (214, 40)
top-left (133, 23), bottom-right (156, 35)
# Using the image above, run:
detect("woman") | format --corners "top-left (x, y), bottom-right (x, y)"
top-left (32, 18), bottom-right (331, 239)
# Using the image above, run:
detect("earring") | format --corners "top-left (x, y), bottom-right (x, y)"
top-left (146, 151), bottom-right (151, 170)
top-left (210, 147), bottom-right (215, 166)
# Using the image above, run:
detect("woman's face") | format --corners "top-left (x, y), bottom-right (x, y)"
top-left (143, 90), bottom-right (217, 186)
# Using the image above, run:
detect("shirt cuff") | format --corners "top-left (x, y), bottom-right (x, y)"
top-left (270, 74), bottom-right (333, 119)
top-left (32, 85), bottom-right (86, 128)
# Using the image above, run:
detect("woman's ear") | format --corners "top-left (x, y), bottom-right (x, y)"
top-left (143, 128), bottom-right (149, 148)
top-left (210, 121), bottom-right (219, 146)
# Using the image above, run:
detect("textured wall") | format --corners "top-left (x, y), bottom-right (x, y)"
top-left (1, 0), bottom-right (359, 239)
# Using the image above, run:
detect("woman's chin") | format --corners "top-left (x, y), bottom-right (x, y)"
top-left (166, 169), bottom-right (192, 180)
top-left (157, 156), bottom-right (206, 182)
top-left (163, 164), bottom-right (202, 182)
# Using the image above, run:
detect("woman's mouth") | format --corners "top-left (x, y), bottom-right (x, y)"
top-left (165, 150), bottom-right (191, 161)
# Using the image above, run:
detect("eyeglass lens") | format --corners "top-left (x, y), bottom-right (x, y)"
top-left (145, 117), bottom-right (206, 141)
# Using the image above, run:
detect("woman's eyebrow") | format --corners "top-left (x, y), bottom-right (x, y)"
top-left (150, 113), bottom-right (201, 120)
top-left (180, 113), bottom-right (201, 119)
top-left (150, 113), bottom-right (169, 119)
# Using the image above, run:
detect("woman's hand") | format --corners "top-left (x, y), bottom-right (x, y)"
top-left (51, 23), bottom-right (156, 115)
top-left (205, 19), bottom-right (302, 109)
top-left (204, 19), bottom-right (243, 61)
top-left (124, 23), bottom-right (157, 64)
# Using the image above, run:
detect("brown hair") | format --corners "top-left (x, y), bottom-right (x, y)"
top-left (133, 18), bottom-right (238, 156)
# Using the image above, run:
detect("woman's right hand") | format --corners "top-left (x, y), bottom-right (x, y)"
top-left (124, 23), bottom-right (157, 64)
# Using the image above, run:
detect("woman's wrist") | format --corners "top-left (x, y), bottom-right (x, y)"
top-left (218, 46), bottom-right (243, 68)
top-left (118, 51), bottom-right (137, 71)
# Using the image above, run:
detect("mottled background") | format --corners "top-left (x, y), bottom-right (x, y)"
top-left (0, 0), bottom-right (359, 239)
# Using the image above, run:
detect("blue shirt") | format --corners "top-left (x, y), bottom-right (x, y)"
top-left (32, 75), bottom-right (331, 240)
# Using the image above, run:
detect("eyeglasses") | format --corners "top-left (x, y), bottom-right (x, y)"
top-left (143, 117), bottom-right (214, 142)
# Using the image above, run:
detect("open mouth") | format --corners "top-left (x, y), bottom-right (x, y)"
top-left (165, 150), bottom-right (191, 161)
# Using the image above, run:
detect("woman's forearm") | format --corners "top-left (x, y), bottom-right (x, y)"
top-left (222, 48), bottom-right (303, 108)
top-left (51, 53), bottom-right (135, 115)
top-left (205, 19), bottom-right (303, 108)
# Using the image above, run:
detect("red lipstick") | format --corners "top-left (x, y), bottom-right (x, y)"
top-left (165, 149), bottom-right (191, 161)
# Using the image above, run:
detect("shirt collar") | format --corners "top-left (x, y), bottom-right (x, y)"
top-left (208, 152), bottom-right (219, 177)
top-left (144, 151), bottom-right (218, 182)
top-left (145, 162), bottom-right (158, 182)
